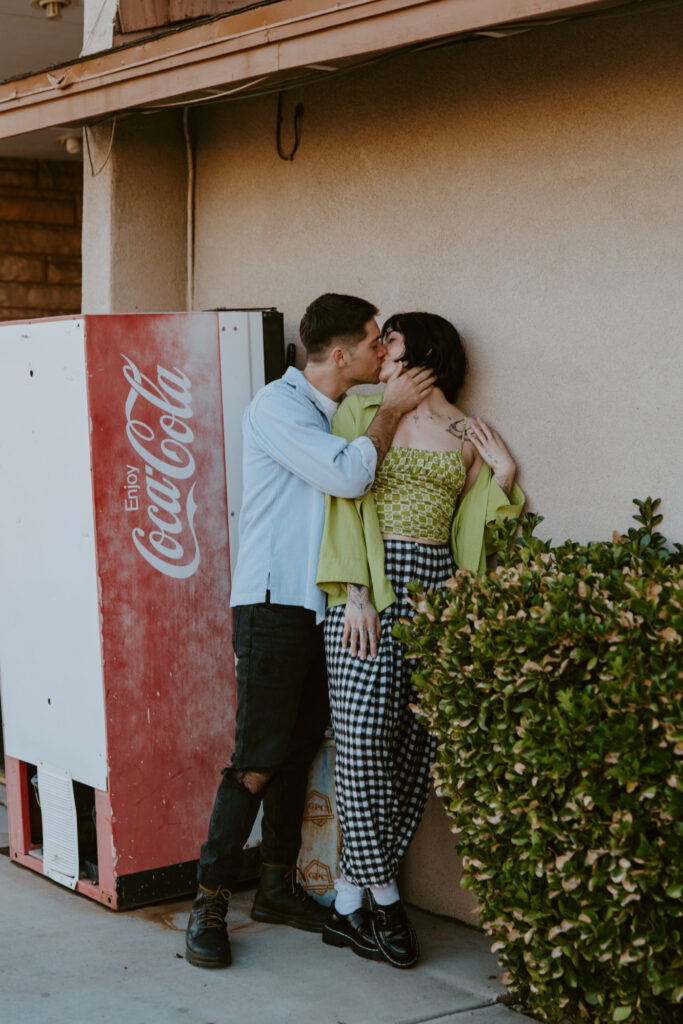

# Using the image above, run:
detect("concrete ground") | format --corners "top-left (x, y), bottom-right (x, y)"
top-left (0, 782), bottom-right (533, 1024)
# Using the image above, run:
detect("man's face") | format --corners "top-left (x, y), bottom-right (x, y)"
top-left (345, 318), bottom-right (386, 385)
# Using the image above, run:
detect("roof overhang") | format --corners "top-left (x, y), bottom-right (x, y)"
top-left (0, 0), bottom-right (652, 140)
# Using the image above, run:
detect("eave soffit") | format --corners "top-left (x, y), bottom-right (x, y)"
top-left (0, 0), bottom-right (663, 141)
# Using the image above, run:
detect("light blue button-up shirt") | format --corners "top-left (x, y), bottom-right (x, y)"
top-left (230, 367), bottom-right (377, 622)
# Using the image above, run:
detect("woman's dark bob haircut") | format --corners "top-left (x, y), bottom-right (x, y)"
top-left (382, 312), bottom-right (467, 404)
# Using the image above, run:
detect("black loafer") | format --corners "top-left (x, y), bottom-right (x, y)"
top-left (322, 906), bottom-right (383, 961)
top-left (368, 893), bottom-right (419, 969)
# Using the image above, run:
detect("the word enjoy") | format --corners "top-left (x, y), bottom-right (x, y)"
top-left (122, 355), bottom-right (200, 579)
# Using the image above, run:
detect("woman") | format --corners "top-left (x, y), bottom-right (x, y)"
top-left (316, 312), bottom-right (525, 969)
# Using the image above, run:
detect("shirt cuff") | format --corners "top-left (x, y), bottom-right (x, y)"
top-left (351, 435), bottom-right (378, 482)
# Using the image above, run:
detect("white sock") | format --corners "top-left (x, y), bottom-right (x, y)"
top-left (334, 876), bottom-right (364, 915)
top-left (368, 880), bottom-right (400, 906)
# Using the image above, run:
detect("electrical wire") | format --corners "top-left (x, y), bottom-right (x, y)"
top-left (135, 45), bottom-right (413, 115)
top-left (123, 0), bottom-right (681, 118)
top-left (137, 75), bottom-right (271, 112)
top-left (0, 0), bottom-right (385, 102)
top-left (83, 115), bottom-right (117, 176)
top-left (73, 0), bottom-right (680, 132)
top-left (183, 106), bottom-right (195, 312)
top-left (1, 0), bottom-right (676, 120)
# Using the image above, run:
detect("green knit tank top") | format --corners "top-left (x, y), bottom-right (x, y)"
top-left (373, 444), bottom-right (467, 543)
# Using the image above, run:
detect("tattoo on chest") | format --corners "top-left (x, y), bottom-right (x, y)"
top-left (446, 418), bottom-right (466, 440)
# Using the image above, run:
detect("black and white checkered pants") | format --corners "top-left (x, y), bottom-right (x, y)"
top-left (324, 538), bottom-right (454, 886)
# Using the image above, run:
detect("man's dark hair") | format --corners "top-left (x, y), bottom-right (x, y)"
top-left (382, 312), bottom-right (468, 403)
top-left (300, 293), bottom-right (379, 358)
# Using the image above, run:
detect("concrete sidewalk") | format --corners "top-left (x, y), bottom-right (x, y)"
top-left (0, 786), bottom-right (533, 1024)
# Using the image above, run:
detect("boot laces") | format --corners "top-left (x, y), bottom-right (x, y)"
top-left (285, 865), bottom-right (311, 903)
top-left (198, 884), bottom-right (231, 928)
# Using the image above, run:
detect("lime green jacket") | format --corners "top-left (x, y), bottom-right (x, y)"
top-left (316, 393), bottom-right (525, 612)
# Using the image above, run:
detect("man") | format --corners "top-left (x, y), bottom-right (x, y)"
top-left (185, 293), bottom-right (434, 969)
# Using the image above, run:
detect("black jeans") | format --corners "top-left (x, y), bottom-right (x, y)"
top-left (197, 600), bottom-right (329, 890)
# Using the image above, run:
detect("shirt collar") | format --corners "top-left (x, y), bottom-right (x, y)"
top-left (284, 366), bottom-right (340, 423)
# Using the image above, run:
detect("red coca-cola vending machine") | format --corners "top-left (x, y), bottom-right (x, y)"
top-left (0, 311), bottom-right (284, 908)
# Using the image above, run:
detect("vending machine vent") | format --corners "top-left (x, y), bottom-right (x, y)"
top-left (37, 763), bottom-right (79, 890)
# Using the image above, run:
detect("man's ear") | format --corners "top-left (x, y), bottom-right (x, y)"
top-left (330, 345), bottom-right (349, 368)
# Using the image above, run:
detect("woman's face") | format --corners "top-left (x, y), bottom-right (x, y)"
top-left (379, 329), bottom-right (406, 382)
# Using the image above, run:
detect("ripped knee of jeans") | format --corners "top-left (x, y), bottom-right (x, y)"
top-left (234, 768), bottom-right (273, 795)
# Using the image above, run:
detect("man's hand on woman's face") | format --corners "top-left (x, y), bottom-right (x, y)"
top-left (382, 364), bottom-right (435, 416)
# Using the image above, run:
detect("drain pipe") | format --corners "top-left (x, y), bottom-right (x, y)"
top-left (183, 106), bottom-right (195, 312)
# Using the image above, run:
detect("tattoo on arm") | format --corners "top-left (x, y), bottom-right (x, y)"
top-left (494, 472), bottom-right (511, 496)
top-left (363, 403), bottom-right (404, 470)
top-left (348, 584), bottom-right (369, 610)
top-left (364, 427), bottom-right (392, 469)
top-left (446, 418), bottom-right (466, 440)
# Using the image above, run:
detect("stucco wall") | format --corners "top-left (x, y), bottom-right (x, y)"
top-left (81, 3), bottom-right (682, 919)
top-left (189, 7), bottom-right (682, 916)
top-left (193, 4), bottom-right (682, 547)
top-left (82, 111), bottom-right (187, 313)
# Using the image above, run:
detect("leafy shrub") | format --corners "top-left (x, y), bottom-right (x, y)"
top-left (396, 499), bottom-right (682, 1023)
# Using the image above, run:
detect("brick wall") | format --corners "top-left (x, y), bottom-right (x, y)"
top-left (0, 158), bottom-right (82, 321)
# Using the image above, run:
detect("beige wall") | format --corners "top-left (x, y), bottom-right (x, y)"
top-left (81, 3), bottom-right (683, 918)
top-left (400, 789), bottom-right (480, 922)
top-left (82, 111), bottom-right (188, 313)
top-left (193, 4), bottom-right (683, 546)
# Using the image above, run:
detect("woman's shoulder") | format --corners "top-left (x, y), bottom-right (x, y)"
top-left (440, 404), bottom-right (480, 470)
top-left (439, 402), bottom-right (470, 444)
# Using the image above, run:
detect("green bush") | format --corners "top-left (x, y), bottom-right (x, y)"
top-left (396, 499), bottom-right (682, 1023)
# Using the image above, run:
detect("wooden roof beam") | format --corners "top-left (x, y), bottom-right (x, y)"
top-left (0, 0), bottom-right (640, 139)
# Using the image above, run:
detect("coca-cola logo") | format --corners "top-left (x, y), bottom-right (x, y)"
top-left (122, 355), bottom-right (200, 579)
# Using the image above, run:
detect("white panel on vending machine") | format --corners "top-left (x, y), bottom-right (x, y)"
top-left (217, 310), bottom-right (268, 576)
top-left (0, 318), bottom-right (107, 790)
